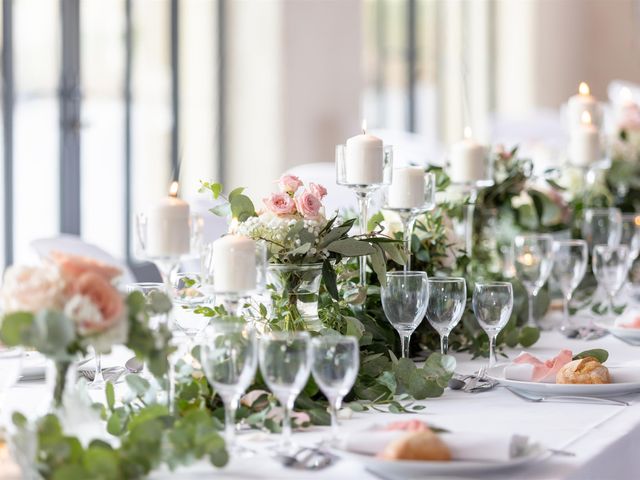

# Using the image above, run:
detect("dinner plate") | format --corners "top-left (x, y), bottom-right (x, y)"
top-left (340, 448), bottom-right (547, 476)
top-left (594, 321), bottom-right (640, 342)
top-left (487, 363), bottom-right (640, 397)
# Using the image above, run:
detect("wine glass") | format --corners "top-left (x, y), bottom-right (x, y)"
top-left (171, 273), bottom-right (211, 339)
top-left (620, 214), bottom-right (640, 267)
top-left (125, 282), bottom-right (172, 329)
top-left (424, 277), bottom-right (466, 354)
top-left (259, 331), bottom-right (311, 452)
top-left (552, 240), bottom-right (588, 332)
top-left (200, 322), bottom-right (257, 454)
top-left (311, 336), bottom-right (359, 445)
top-left (472, 282), bottom-right (514, 367)
top-left (582, 208), bottom-right (622, 250)
top-left (381, 271), bottom-right (429, 358)
top-left (513, 234), bottom-right (554, 327)
top-left (592, 244), bottom-right (630, 318)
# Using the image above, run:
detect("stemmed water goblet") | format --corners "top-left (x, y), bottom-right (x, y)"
top-left (200, 322), bottom-right (258, 455)
top-left (592, 244), bottom-right (630, 319)
top-left (170, 272), bottom-right (211, 340)
top-left (582, 208), bottom-right (622, 250)
top-left (513, 234), bottom-right (554, 327)
top-left (551, 240), bottom-right (589, 333)
top-left (381, 271), bottom-right (429, 358)
top-left (383, 170), bottom-right (436, 271)
top-left (472, 282), bottom-right (514, 367)
top-left (424, 277), bottom-right (466, 354)
top-left (311, 336), bottom-right (359, 446)
top-left (259, 331), bottom-right (311, 453)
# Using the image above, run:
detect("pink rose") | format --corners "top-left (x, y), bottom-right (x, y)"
top-left (66, 272), bottom-right (124, 334)
top-left (1, 265), bottom-right (65, 313)
top-left (51, 251), bottom-right (122, 283)
top-left (263, 193), bottom-right (297, 216)
top-left (295, 190), bottom-right (322, 219)
top-left (308, 182), bottom-right (327, 199)
top-left (278, 175), bottom-right (303, 194)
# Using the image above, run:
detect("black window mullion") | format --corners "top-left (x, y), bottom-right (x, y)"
top-left (124, 0), bottom-right (133, 260)
top-left (2, 0), bottom-right (14, 266)
top-left (407, 0), bottom-right (417, 133)
top-left (170, 0), bottom-right (179, 180)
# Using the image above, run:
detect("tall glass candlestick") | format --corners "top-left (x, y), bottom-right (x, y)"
top-left (336, 133), bottom-right (393, 288)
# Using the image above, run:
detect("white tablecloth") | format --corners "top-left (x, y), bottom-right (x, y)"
top-left (2, 330), bottom-right (640, 480)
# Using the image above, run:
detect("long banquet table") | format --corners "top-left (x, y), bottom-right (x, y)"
top-left (2, 329), bottom-right (640, 480)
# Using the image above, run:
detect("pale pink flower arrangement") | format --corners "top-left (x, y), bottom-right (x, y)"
top-left (263, 174), bottom-right (327, 220)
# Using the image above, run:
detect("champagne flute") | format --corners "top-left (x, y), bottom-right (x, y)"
top-left (259, 331), bottom-right (311, 452)
top-left (552, 240), bottom-right (588, 332)
top-left (425, 277), bottom-right (466, 354)
top-left (592, 244), bottom-right (630, 318)
top-left (513, 234), bottom-right (554, 327)
top-left (381, 272), bottom-right (429, 358)
top-left (582, 208), bottom-right (622, 250)
top-left (200, 322), bottom-right (257, 454)
top-left (472, 282), bottom-right (513, 367)
top-left (311, 336), bottom-right (359, 445)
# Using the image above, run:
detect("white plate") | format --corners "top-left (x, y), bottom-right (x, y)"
top-left (487, 363), bottom-right (640, 397)
top-left (340, 448), bottom-right (547, 476)
top-left (595, 322), bottom-right (640, 342)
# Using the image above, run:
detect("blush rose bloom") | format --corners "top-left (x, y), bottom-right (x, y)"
top-left (65, 272), bottom-right (125, 335)
top-left (264, 192), bottom-right (297, 216)
top-left (51, 251), bottom-right (122, 283)
top-left (295, 190), bottom-right (322, 219)
top-left (1, 265), bottom-right (65, 313)
top-left (308, 182), bottom-right (328, 199)
top-left (278, 174), bottom-right (303, 194)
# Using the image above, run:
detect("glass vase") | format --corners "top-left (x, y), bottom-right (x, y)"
top-left (44, 359), bottom-right (77, 412)
top-left (267, 263), bottom-right (324, 331)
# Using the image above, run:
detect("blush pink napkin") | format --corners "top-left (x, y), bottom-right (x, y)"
top-left (511, 349), bottom-right (573, 383)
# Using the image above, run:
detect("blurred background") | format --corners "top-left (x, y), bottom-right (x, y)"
top-left (0, 0), bottom-right (639, 270)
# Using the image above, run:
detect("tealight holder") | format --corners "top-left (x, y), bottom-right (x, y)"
top-left (382, 171), bottom-right (436, 271)
top-left (336, 144), bottom-right (393, 287)
top-left (202, 240), bottom-right (268, 316)
top-left (448, 177), bottom-right (494, 257)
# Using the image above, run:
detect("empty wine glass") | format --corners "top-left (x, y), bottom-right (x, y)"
top-left (620, 214), bottom-right (640, 267)
top-left (552, 240), bottom-right (588, 332)
top-left (592, 244), bottom-right (630, 318)
top-left (259, 331), bottom-right (311, 452)
top-left (311, 336), bottom-right (359, 445)
top-left (125, 282), bottom-right (172, 329)
top-left (513, 234), bottom-right (554, 327)
top-left (381, 272), bottom-right (429, 358)
top-left (425, 277), bottom-right (466, 354)
top-left (472, 282), bottom-right (514, 367)
top-left (582, 208), bottom-right (622, 250)
top-left (171, 273), bottom-right (211, 338)
top-left (200, 322), bottom-right (257, 454)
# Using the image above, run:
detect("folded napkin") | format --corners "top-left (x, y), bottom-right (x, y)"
top-left (615, 311), bottom-right (640, 329)
top-left (504, 350), bottom-right (573, 383)
top-left (344, 430), bottom-right (534, 462)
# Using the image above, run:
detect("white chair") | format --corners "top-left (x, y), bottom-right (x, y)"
top-left (30, 235), bottom-right (136, 284)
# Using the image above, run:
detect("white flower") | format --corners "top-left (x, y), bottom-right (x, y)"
top-left (1, 264), bottom-right (65, 313)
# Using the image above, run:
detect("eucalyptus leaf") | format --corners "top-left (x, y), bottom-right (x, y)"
top-left (327, 239), bottom-right (376, 256)
top-left (574, 348), bottom-right (609, 363)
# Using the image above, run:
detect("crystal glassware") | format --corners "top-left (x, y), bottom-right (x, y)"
top-left (513, 234), bottom-right (554, 327)
top-left (200, 322), bottom-right (258, 454)
top-left (310, 335), bottom-right (359, 445)
top-left (425, 277), bottom-right (466, 354)
top-left (592, 244), bottom-right (630, 317)
top-left (382, 171), bottom-right (436, 271)
top-left (381, 271), bottom-right (429, 358)
top-left (125, 282), bottom-right (171, 329)
top-left (552, 240), bottom-right (589, 332)
top-left (171, 272), bottom-right (211, 338)
top-left (336, 142), bottom-right (393, 288)
top-left (472, 282), bottom-right (514, 367)
top-left (259, 331), bottom-right (311, 452)
top-left (620, 214), bottom-right (640, 267)
top-left (582, 208), bottom-right (622, 250)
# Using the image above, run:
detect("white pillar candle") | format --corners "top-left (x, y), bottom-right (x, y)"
top-left (387, 166), bottom-right (425, 209)
top-left (146, 182), bottom-right (190, 257)
top-left (212, 234), bottom-right (257, 293)
top-left (344, 121), bottom-right (384, 184)
top-left (567, 82), bottom-right (600, 129)
top-left (449, 127), bottom-right (486, 184)
top-left (569, 111), bottom-right (600, 167)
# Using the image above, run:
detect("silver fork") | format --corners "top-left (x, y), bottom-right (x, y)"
top-left (463, 365), bottom-right (487, 392)
top-left (506, 387), bottom-right (630, 406)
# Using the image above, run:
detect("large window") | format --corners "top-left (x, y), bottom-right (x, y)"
top-left (1, 0), bottom-right (222, 268)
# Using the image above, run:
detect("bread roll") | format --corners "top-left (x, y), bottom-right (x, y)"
top-left (555, 356), bottom-right (610, 384)
top-left (379, 430), bottom-right (452, 461)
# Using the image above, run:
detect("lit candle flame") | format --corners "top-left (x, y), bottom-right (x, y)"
top-left (635, 215), bottom-right (640, 228)
top-left (581, 110), bottom-right (592, 125)
top-left (463, 126), bottom-right (472, 139)
top-left (579, 82), bottom-right (590, 96)
top-left (169, 181), bottom-right (179, 198)
top-left (521, 252), bottom-right (535, 267)
top-left (361, 119), bottom-right (367, 135)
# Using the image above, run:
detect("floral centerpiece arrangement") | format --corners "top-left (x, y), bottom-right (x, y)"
top-left (0, 252), bottom-right (173, 407)
top-left (200, 175), bottom-right (404, 330)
